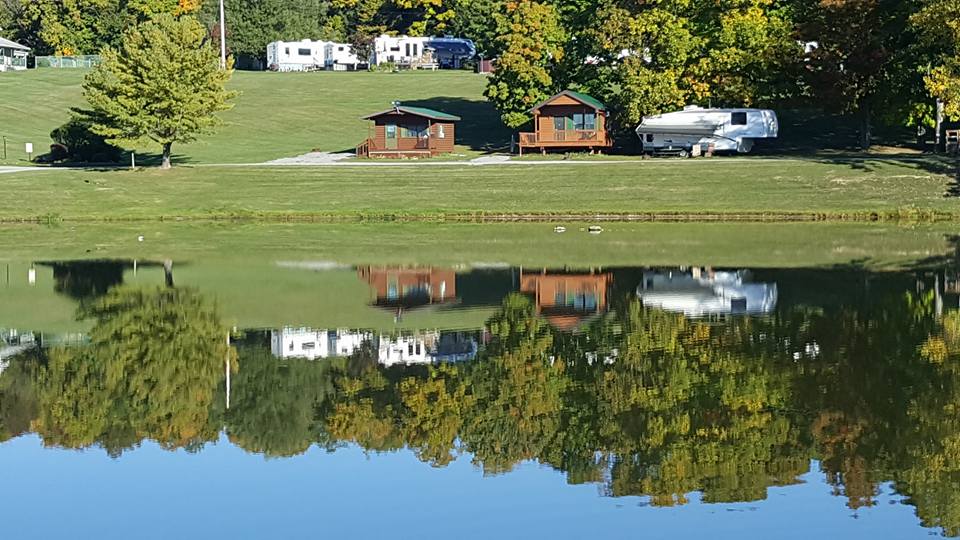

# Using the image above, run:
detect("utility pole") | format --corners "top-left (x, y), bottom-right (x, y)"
top-left (218, 0), bottom-right (227, 69)
top-left (935, 99), bottom-right (945, 152)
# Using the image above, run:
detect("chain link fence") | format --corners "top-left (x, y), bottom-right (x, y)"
top-left (34, 55), bottom-right (101, 69)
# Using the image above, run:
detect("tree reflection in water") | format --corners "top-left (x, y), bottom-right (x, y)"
top-left (1, 268), bottom-right (960, 535)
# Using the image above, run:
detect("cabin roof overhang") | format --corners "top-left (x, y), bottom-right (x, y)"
top-left (362, 105), bottom-right (461, 122)
top-left (0, 37), bottom-right (29, 51)
top-left (529, 90), bottom-right (607, 114)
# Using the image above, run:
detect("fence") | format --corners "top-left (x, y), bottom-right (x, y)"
top-left (35, 55), bottom-right (101, 69)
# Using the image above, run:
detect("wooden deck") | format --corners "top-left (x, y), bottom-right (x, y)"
top-left (518, 130), bottom-right (611, 155)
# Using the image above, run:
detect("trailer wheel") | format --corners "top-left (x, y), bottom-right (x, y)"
top-left (678, 149), bottom-right (689, 158)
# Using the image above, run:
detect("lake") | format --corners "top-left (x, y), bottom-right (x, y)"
top-left (1, 222), bottom-right (959, 539)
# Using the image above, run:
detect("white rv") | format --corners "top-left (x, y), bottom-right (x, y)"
top-left (325, 42), bottom-right (363, 71)
top-left (266, 40), bottom-right (329, 71)
top-left (373, 34), bottom-right (475, 69)
top-left (635, 106), bottom-right (779, 156)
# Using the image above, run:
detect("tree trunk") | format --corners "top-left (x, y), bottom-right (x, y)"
top-left (161, 142), bottom-right (173, 169)
top-left (859, 104), bottom-right (872, 151)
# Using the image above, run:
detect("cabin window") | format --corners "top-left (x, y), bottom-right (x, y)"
top-left (298, 48), bottom-right (311, 56)
top-left (438, 124), bottom-right (446, 139)
top-left (385, 124), bottom-right (397, 139)
top-left (553, 116), bottom-right (565, 131)
top-left (573, 113), bottom-right (596, 130)
top-left (401, 125), bottom-right (428, 138)
top-left (731, 112), bottom-right (748, 125)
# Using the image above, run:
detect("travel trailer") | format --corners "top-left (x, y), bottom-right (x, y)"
top-left (325, 42), bottom-right (364, 71)
top-left (635, 106), bottom-right (779, 156)
top-left (373, 35), bottom-right (475, 69)
top-left (266, 40), bottom-right (329, 71)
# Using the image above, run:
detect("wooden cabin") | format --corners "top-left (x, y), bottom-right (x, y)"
top-left (520, 269), bottom-right (612, 331)
top-left (518, 90), bottom-right (612, 155)
top-left (356, 104), bottom-right (460, 158)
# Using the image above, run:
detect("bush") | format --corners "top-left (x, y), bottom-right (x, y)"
top-left (49, 117), bottom-right (123, 163)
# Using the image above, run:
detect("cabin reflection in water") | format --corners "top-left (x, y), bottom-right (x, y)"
top-left (638, 268), bottom-right (778, 316)
top-left (358, 266), bottom-right (457, 310)
top-left (519, 268), bottom-right (612, 331)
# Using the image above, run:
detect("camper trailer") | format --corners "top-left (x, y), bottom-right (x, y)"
top-left (637, 269), bottom-right (777, 317)
top-left (266, 40), bottom-right (329, 71)
top-left (325, 42), bottom-right (364, 70)
top-left (372, 35), bottom-right (475, 69)
top-left (635, 106), bottom-right (779, 156)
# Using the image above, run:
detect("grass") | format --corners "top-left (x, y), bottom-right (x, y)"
top-left (1, 220), bottom-right (956, 332)
top-left (0, 69), bottom-right (508, 165)
top-left (0, 157), bottom-right (957, 222)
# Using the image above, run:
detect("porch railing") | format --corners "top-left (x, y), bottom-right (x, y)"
top-left (519, 130), bottom-right (602, 145)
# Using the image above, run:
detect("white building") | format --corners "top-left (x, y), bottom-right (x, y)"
top-left (266, 39), bottom-right (329, 71)
top-left (270, 327), bottom-right (371, 360)
top-left (635, 106), bottom-right (779, 155)
top-left (0, 37), bottom-right (28, 72)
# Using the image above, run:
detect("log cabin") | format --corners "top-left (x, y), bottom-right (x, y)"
top-left (356, 103), bottom-right (460, 158)
top-left (518, 90), bottom-right (612, 155)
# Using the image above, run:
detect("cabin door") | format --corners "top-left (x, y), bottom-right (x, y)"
top-left (385, 124), bottom-right (398, 149)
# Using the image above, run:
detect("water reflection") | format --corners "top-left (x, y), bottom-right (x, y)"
top-left (2, 259), bottom-right (960, 535)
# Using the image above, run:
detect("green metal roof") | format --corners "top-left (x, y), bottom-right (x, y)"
top-left (532, 90), bottom-right (607, 112)
top-left (362, 105), bottom-right (461, 121)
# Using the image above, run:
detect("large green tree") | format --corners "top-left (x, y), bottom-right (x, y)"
top-left (484, 0), bottom-right (567, 128)
top-left (82, 14), bottom-right (236, 169)
top-left (912, 0), bottom-right (960, 121)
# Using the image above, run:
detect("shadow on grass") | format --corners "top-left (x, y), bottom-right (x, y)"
top-left (402, 97), bottom-right (513, 151)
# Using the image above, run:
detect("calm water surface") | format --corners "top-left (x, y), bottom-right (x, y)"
top-left (2, 238), bottom-right (960, 538)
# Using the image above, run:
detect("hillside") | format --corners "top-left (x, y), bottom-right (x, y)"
top-left (0, 69), bottom-right (509, 164)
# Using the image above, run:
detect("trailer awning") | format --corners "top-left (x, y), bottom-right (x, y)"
top-left (635, 123), bottom-right (722, 136)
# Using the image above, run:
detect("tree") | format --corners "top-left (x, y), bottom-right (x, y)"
top-left (82, 14), bottom-right (236, 169)
top-left (912, 0), bottom-right (960, 120)
top-left (797, 0), bottom-right (926, 149)
top-left (484, 1), bottom-right (567, 128)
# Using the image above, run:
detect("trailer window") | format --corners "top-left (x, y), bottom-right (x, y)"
top-left (732, 112), bottom-right (748, 125)
top-left (298, 48), bottom-right (311, 56)
top-left (645, 134), bottom-right (654, 143)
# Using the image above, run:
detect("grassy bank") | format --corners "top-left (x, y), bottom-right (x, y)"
top-left (2, 157), bottom-right (957, 222)
top-left (1, 221), bottom-right (956, 269)
top-left (0, 69), bottom-right (506, 165)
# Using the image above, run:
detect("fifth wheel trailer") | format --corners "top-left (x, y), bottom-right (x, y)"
top-left (635, 106), bottom-right (779, 156)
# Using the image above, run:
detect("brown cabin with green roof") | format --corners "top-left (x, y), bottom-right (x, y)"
top-left (519, 90), bottom-right (612, 155)
top-left (357, 103), bottom-right (460, 158)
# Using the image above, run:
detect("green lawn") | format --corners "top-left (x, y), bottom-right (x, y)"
top-left (1, 157), bottom-right (957, 221)
top-left (0, 69), bottom-right (507, 165)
